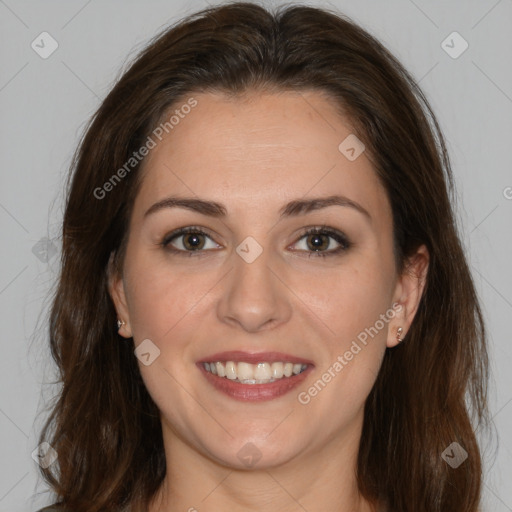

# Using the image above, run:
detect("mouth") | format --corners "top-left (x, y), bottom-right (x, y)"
top-left (197, 351), bottom-right (314, 402)
top-left (202, 360), bottom-right (308, 383)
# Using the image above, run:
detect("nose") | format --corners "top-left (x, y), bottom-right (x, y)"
top-left (216, 243), bottom-right (292, 333)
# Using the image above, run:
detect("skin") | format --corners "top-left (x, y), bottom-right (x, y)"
top-left (109, 90), bottom-right (429, 512)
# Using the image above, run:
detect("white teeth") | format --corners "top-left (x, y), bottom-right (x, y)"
top-left (215, 361), bottom-right (225, 377)
top-left (271, 362), bottom-right (284, 378)
top-left (237, 362), bottom-right (254, 380)
top-left (203, 360), bottom-right (308, 384)
top-left (254, 362), bottom-right (271, 380)
top-left (225, 361), bottom-right (237, 380)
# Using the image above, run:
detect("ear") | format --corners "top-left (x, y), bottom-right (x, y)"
top-left (107, 252), bottom-right (133, 338)
top-left (387, 244), bottom-right (429, 348)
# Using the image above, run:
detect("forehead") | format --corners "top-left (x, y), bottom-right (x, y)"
top-left (133, 90), bottom-right (390, 224)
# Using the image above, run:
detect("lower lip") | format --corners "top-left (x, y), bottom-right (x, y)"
top-left (197, 363), bottom-right (313, 402)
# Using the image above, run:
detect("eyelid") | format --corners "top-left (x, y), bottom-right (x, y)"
top-left (161, 225), bottom-right (221, 255)
top-left (290, 225), bottom-right (351, 257)
top-left (161, 225), bottom-right (217, 246)
top-left (161, 224), bottom-right (351, 257)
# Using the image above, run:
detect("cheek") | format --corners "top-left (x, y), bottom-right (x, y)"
top-left (291, 253), bottom-right (395, 406)
top-left (125, 263), bottom-right (208, 345)
top-left (294, 264), bottom-right (392, 427)
top-left (122, 247), bottom-right (230, 383)
top-left (122, 253), bottom-right (215, 428)
top-left (291, 255), bottom-right (395, 346)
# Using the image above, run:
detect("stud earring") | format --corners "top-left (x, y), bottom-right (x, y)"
top-left (396, 326), bottom-right (404, 343)
top-left (117, 319), bottom-right (126, 330)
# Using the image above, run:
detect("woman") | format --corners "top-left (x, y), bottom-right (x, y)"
top-left (36, 2), bottom-right (490, 511)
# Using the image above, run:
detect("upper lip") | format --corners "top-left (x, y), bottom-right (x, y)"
top-left (197, 351), bottom-right (314, 366)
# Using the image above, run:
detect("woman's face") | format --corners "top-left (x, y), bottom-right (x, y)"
top-left (110, 90), bottom-right (426, 471)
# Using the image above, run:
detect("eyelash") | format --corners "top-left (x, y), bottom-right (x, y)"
top-left (160, 225), bottom-right (351, 258)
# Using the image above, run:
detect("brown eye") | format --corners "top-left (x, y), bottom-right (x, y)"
top-left (306, 233), bottom-right (330, 252)
top-left (291, 226), bottom-right (351, 258)
top-left (162, 227), bottom-right (220, 255)
top-left (180, 232), bottom-right (206, 251)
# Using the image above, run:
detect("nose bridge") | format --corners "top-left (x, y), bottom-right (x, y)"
top-left (216, 233), bottom-right (291, 332)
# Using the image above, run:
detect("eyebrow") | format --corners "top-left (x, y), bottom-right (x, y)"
top-left (144, 194), bottom-right (371, 221)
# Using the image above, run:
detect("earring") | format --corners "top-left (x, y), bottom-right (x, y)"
top-left (117, 319), bottom-right (125, 330)
top-left (396, 326), bottom-right (404, 343)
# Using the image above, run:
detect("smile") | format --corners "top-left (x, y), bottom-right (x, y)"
top-left (203, 361), bottom-right (308, 384)
top-left (197, 351), bottom-right (313, 401)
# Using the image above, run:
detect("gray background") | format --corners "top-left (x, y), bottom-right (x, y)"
top-left (0, 0), bottom-right (511, 510)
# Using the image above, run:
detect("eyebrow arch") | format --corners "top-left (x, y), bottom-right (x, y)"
top-left (144, 194), bottom-right (371, 221)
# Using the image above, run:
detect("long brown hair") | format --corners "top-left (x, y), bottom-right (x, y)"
top-left (38, 2), bottom-right (490, 511)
